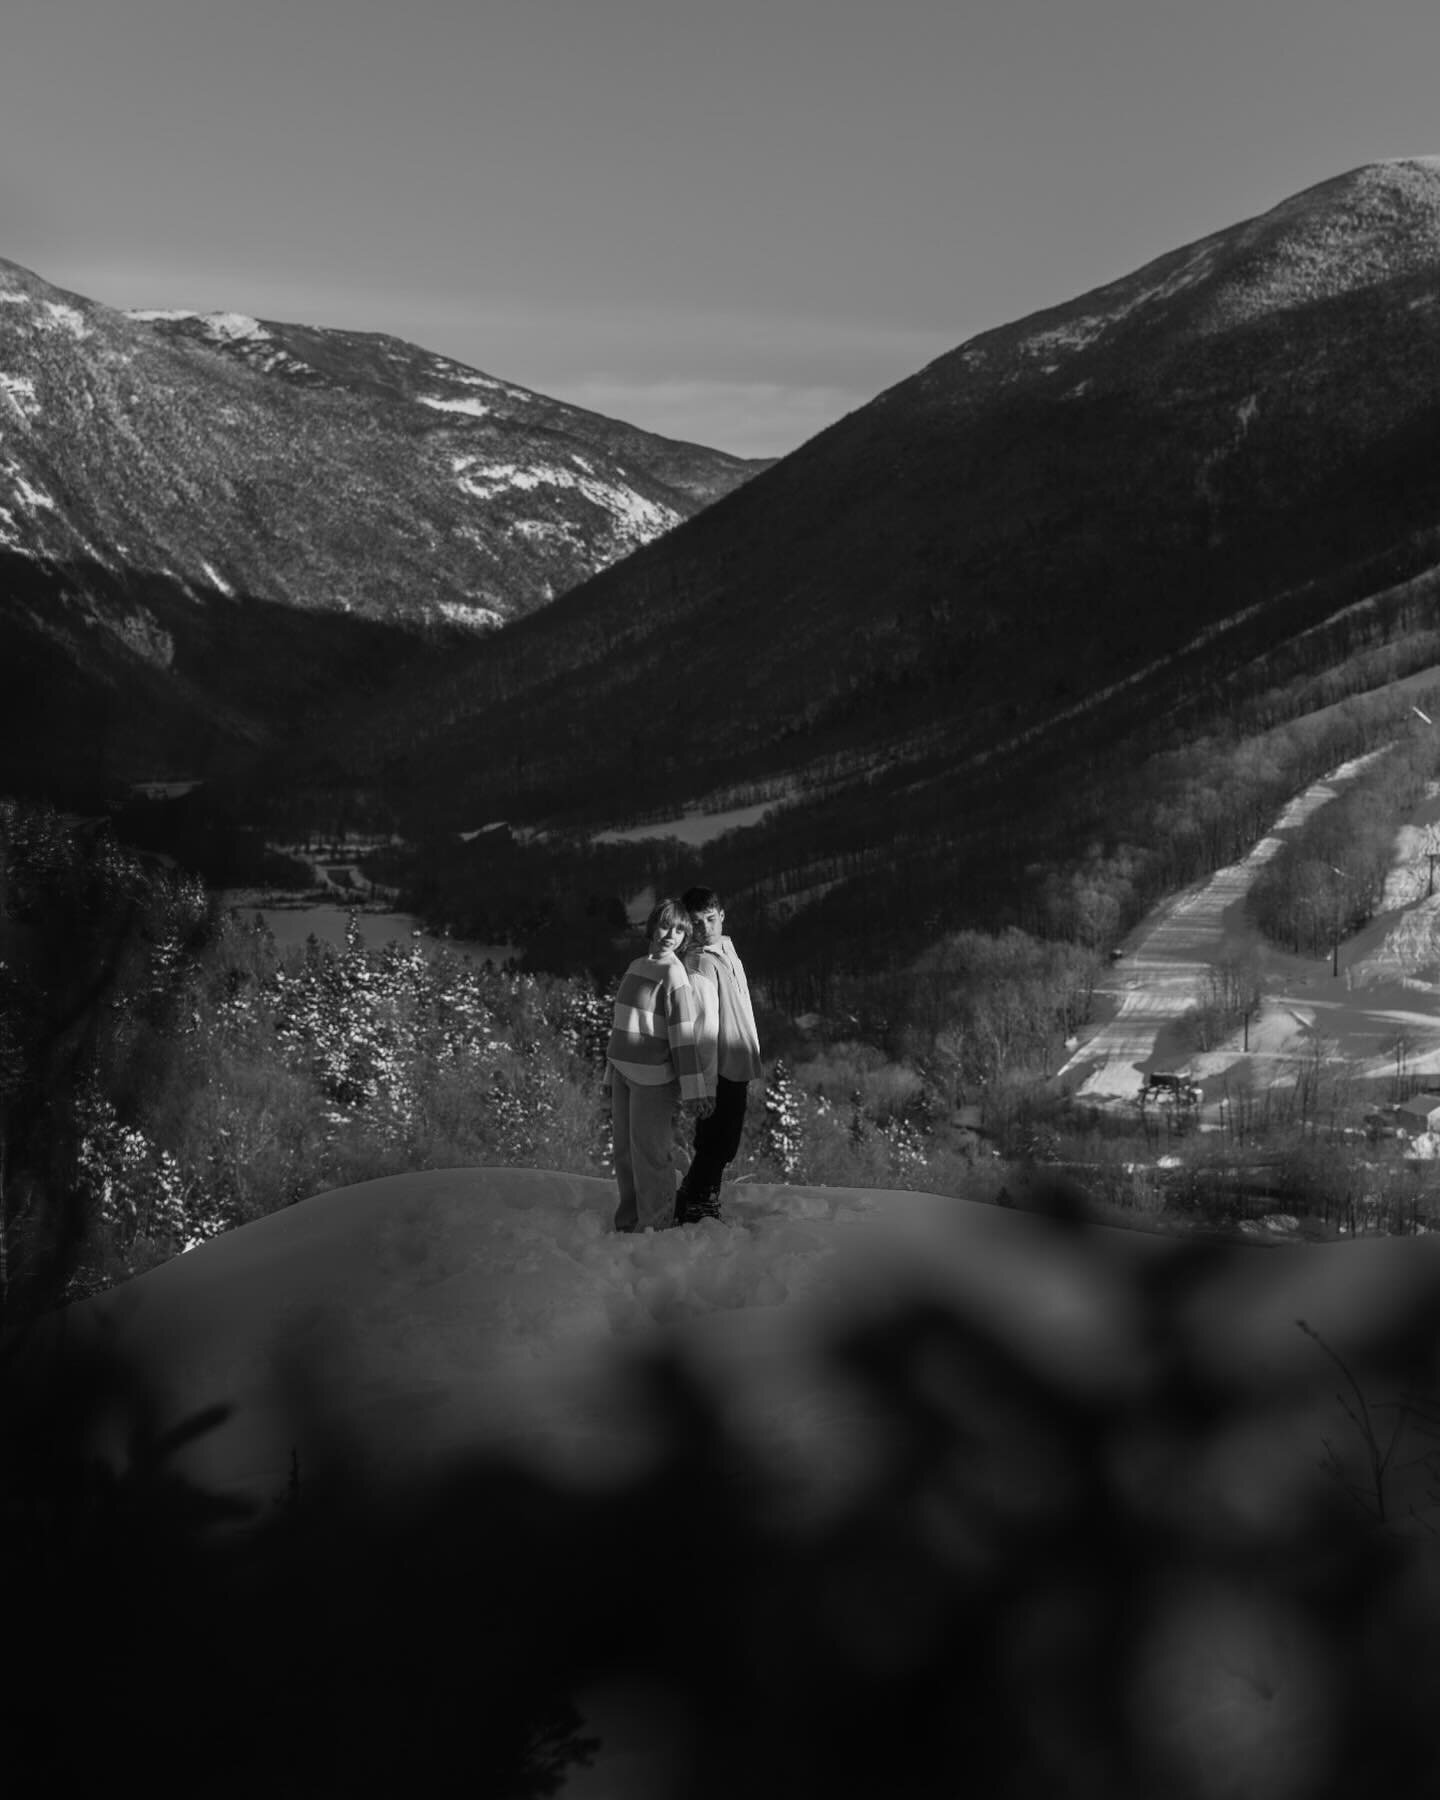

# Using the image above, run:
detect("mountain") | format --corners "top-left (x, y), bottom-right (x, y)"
top-left (126, 306), bottom-right (765, 510)
top-left (328, 159), bottom-right (1440, 970)
top-left (0, 257), bottom-right (765, 795)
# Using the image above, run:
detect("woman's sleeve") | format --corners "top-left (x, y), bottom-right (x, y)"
top-left (667, 970), bottom-right (708, 1101)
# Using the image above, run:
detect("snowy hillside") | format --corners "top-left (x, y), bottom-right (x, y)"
top-left (0, 255), bottom-right (743, 633)
top-left (125, 303), bottom-right (769, 508)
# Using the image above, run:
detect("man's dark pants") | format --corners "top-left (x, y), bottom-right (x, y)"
top-left (680, 1076), bottom-right (749, 1203)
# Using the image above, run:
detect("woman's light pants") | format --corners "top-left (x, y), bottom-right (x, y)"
top-left (611, 1068), bottom-right (681, 1232)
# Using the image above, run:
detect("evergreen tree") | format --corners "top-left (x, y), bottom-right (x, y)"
top-left (762, 1059), bottom-right (805, 1179)
top-left (848, 1088), bottom-right (868, 1153)
top-left (883, 1113), bottom-right (927, 1180)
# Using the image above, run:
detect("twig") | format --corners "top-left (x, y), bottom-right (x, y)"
top-left (1298, 1318), bottom-right (1409, 1524)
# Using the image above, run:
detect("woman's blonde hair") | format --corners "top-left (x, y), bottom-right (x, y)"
top-left (645, 897), bottom-right (690, 947)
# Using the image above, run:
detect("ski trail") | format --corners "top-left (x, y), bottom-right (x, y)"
top-left (1058, 752), bottom-right (1387, 1103)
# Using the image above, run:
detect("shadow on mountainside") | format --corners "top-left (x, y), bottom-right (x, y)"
top-left (0, 549), bottom-right (460, 807)
top-left (8, 1187), bottom-right (1440, 1797)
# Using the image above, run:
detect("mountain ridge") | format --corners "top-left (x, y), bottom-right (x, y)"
top-left (0, 255), bottom-right (767, 792)
top-left (123, 304), bottom-right (770, 507)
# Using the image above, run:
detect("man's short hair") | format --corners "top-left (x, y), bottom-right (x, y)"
top-left (682, 885), bottom-right (721, 914)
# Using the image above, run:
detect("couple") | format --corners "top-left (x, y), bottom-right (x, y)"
top-left (604, 885), bottom-right (762, 1233)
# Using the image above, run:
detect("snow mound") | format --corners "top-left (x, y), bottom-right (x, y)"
top-left (32, 1163), bottom-right (1440, 1540)
top-left (37, 1168), bottom-right (1132, 1508)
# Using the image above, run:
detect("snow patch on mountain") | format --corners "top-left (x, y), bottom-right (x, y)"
top-left (14, 472), bottom-right (55, 512)
top-left (437, 598), bottom-right (505, 630)
top-left (451, 524), bottom-right (497, 556)
top-left (435, 365), bottom-right (530, 401)
top-left (199, 559), bottom-right (234, 597)
top-left (511, 518), bottom-right (582, 548)
top-left (0, 288), bottom-right (87, 334)
top-left (0, 373), bottom-right (39, 422)
top-left (420, 395), bottom-right (491, 418)
top-left (107, 607), bottom-right (175, 668)
top-left (250, 346), bottom-right (314, 378)
top-left (450, 454), bottom-right (681, 539)
top-left (39, 301), bottom-right (90, 338)
top-left (200, 313), bottom-right (271, 344)
top-left (128, 309), bottom-right (272, 346)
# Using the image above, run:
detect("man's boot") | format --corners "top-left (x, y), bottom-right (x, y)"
top-left (689, 1184), bottom-right (723, 1223)
top-left (697, 1187), bottom-right (723, 1221)
top-left (674, 1179), bottom-right (721, 1226)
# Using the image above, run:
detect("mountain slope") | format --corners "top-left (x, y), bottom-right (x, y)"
top-left (0, 258), bottom-right (764, 791)
top-left (309, 160), bottom-right (1440, 969)
top-left (126, 307), bottom-right (769, 508)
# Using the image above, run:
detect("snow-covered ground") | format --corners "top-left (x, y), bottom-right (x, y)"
top-left (53, 1163), bottom-right (1433, 1517)
top-left (1058, 754), bottom-right (1440, 1115)
top-left (592, 798), bottom-right (780, 846)
top-left (219, 893), bottom-right (515, 962)
top-left (34, 1164), bottom-right (1440, 1796)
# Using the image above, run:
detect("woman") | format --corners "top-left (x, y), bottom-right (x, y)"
top-left (604, 898), bottom-right (710, 1232)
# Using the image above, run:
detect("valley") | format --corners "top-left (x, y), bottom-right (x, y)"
top-left (21, 22), bottom-right (1440, 1794)
top-left (17, 158), bottom-right (1440, 1264)
top-left (217, 830), bottom-right (517, 963)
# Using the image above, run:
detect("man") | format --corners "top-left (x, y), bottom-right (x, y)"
top-left (675, 885), bottom-right (762, 1224)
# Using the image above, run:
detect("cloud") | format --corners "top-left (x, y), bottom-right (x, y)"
top-left (553, 376), bottom-right (871, 459)
top-left (485, 307), bottom-right (957, 455)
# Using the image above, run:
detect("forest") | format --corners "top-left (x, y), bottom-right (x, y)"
top-left (0, 800), bottom-right (1014, 1317)
top-left (348, 642), bottom-right (1440, 1020)
top-left (9, 746), bottom-right (1440, 1325)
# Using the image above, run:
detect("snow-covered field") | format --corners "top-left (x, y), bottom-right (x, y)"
top-left (1058, 754), bottom-right (1440, 1115)
top-left (219, 896), bottom-right (515, 962)
top-left (592, 797), bottom-right (783, 846)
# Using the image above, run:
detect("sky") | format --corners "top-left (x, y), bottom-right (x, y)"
top-left (6, 0), bottom-right (1440, 457)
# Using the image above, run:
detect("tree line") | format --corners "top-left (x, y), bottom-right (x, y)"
top-left (1, 804), bottom-right (1011, 1317)
top-left (1250, 722), bottom-right (1440, 956)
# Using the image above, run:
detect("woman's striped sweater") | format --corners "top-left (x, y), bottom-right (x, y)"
top-left (604, 951), bottom-right (707, 1100)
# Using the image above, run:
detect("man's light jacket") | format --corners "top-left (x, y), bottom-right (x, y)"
top-left (684, 936), bottom-right (763, 1092)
